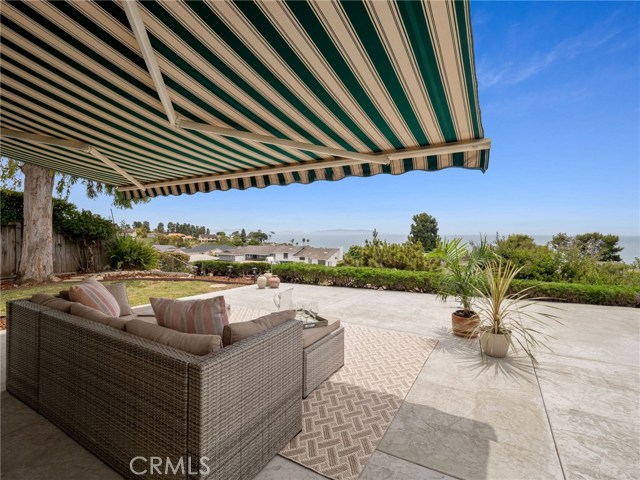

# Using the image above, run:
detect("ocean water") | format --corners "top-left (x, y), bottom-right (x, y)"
top-left (272, 231), bottom-right (640, 264)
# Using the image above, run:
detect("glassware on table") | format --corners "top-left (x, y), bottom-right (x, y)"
top-left (309, 302), bottom-right (319, 320)
top-left (273, 288), bottom-right (293, 311)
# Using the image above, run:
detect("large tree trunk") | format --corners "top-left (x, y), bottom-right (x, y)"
top-left (16, 164), bottom-right (55, 284)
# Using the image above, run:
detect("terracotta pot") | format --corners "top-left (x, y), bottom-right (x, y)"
top-left (256, 275), bottom-right (267, 289)
top-left (264, 272), bottom-right (273, 281)
top-left (480, 329), bottom-right (510, 358)
top-left (268, 275), bottom-right (280, 288)
top-left (451, 311), bottom-right (479, 338)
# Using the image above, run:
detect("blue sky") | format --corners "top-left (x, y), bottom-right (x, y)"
top-left (67, 1), bottom-right (640, 237)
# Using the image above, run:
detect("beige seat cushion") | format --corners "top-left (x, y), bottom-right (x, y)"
top-left (31, 293), bottom-right (76, 313)
top-left (303, 317), bottom-right (341, 349)
top-left (222, 310), bottom-right (296, 347)
top-left (69, 303), bottom-right (127, 331)
top-left (126, 319), bottom-right (222, 356)
top-left (104, 283), bottom-right (133, 316)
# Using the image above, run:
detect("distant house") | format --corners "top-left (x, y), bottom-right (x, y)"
top-left (182, 245), bottom-right (216, 254)
top-left (217, 244), bottom-right (342, 266)
top-left (217, 249), bottom-right (246, 262)
top-left (292, 246), bottom-right (343, 266)
top-left (208, 245), bottom-right (235, 256)
top-left (167, 233), bottom-right (185, 237)
top-left (152, 245), bottom-right (184, 254)
top-left (198, 234), bottom-right (218, 242)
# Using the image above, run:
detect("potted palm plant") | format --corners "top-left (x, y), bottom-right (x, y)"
top-left (473, 259), bottom-right (560, 363)
top-left (436, 238), bottom-right (493, 338)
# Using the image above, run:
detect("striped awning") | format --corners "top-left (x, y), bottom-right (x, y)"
top-left (0, 0), bottom-right (490, 199)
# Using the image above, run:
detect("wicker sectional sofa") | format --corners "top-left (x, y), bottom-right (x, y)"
top-left (6, 299), bottom-right (303, 480)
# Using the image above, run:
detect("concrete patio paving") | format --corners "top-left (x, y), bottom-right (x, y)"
top-left (2, 283), bottom-right (639, 479)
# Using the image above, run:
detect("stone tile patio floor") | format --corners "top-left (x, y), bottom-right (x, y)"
top-left (2, 283), bottom-right (639, 479)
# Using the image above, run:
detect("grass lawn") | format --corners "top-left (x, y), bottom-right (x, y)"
top-left (0, 280), bottom-right (227, 317)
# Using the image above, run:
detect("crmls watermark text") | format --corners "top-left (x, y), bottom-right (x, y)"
top-left (129, 456), bottom-right (211, 475)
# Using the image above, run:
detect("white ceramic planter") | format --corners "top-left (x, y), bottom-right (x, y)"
top-left (480, 330), bottom-right (510, 358)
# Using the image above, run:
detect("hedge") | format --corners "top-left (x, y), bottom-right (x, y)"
top-left (272, 263), bottom-right (638, 307)
top-left (511, 280), bottom-right (638, 308)
top-left (192, 260), bottom-right (270, 276)
top-left (271, 263), bottom-right (443, 293)
top-left (190, 261), bottom-right (638, 307)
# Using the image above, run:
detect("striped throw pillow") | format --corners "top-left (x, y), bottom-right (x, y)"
top-left (150, 296), bottom-right (229, 335)
top-left (69, 280), bottom-right (121, 317)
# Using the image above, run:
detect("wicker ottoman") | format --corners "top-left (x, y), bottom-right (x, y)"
top-left (303, 326), bottom-right (345, 398)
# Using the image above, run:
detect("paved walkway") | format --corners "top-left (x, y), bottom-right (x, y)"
top-left (2, 283), bottom-right (639, 479)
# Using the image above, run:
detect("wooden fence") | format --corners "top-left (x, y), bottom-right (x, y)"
top-left (1, 223), bottom-right (109, 280)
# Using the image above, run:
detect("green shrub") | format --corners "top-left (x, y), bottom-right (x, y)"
top-left (511, 280), bottom-right (638, 308)
top-left (342, 238), bottom-right (439, 271)
top-left (192, 260), bottom-right (270, 276)
top-left (271, 263), bottom-right (637, 307)
top-left (158, 251), bottom-right (193, 273)
top-left (1, 190), bottom-right (114, 241)
top-left (272, 263), bottom-right (444, 292)
top-left (108, 235), bottom-right (158, 270)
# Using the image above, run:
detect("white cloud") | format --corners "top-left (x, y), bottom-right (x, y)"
top-left (477, 12), bottom-right (626, 89)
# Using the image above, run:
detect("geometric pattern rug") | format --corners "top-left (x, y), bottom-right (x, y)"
top-left (279, 324), bottom-right (437, 480)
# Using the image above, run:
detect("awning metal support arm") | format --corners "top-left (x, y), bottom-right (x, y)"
top-left (384, 138), bottom-right (491, 161)
top-left (86, 148), bottom-right (146, 191)
top-left (177, 119), bottom-right (386, 164)
top-left (1, 128), bottom-right (92, 152)
top-left (122, 0), bottom-right (177, 126)
top-left (117, 157), bottom-right (376, 192)
top-left (116, 136), bottom-right (491, 193)
top-left (1, 128), bottom-right (145, 191)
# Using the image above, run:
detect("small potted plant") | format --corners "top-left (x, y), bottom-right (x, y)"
top-left (436, 238), bottom-right (493, 338)
top-left (472, 259), bottom-right (560, 363)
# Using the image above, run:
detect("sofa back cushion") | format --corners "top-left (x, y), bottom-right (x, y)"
top-left (69, 303), bottom-right (127, 330)
top-left (69, 280), bottom-right (120, 317)
top-left (222, 310), bottom-right (296, 347)
top-left (126, 319), bottom-right (222, 356)
top-left (104, 283), bottom-right (133, 316)
top-left (151, 296), bottom-right (228, 335)
top-left (31, 293), bottom-right (75, 313)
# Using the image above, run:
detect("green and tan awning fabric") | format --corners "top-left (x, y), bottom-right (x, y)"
top-left (0, 0), bottom-right (490, 199)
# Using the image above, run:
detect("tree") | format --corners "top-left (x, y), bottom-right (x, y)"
top-left (548, 233), bottom-right (571, 251)
top-left (15, 164), bottom-right (55, 282)
top-left (248, 230), bottom-right (268, 244)
top-left (409, 212), bottom-right (439, 252)
top-left (142, 220), bottom-right (150, 231)
top-left (1, 158), bottom-right (145, 283)
top-left (240, 228), bottom-right (247, 243)
top-left (496, 234), bottom-right (537, 251)
top-left (156, 222), bottom-right (165, 233)
top-left (574, 233), bottom-right (623, 262)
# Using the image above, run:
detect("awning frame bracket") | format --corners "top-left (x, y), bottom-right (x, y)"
top-left (0, 128), bottom-right (146, 191)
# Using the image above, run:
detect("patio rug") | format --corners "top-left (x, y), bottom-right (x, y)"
top-left (280, 323), bottom-right (437, 480)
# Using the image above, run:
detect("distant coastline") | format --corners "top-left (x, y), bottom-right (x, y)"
top-left (271, 231), bottom-right (640, 264)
